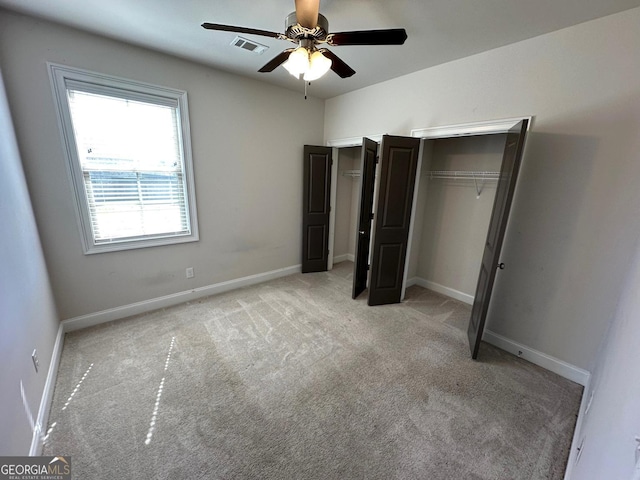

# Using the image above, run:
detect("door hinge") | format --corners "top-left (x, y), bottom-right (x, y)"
top-left (328, 205), bottom-right (331, 213)
top-left (370, 213), bottom-right (374, 220)
top-left (375, 156), bottom-right (380, 164)
top-left (366, 264), bottom-right (370, 271)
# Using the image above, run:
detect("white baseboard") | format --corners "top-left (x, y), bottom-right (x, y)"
top-left (62, 264), bottom-right (302, 332)
top-left (483, 329), bottom-right (590, 386)
top-left (29, 322), bottom-right (65, 456)
top-left (406, 277), bottom-right (590, 387)
top-left (333, 253), bottom-right (354, 264)
top-left (563, 375), bottom-right (591, 480)
top-left (408, 277), bottom-right (474, 305)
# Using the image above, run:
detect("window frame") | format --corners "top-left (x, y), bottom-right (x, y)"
top-left (48, 63), bottom-right (199, 254)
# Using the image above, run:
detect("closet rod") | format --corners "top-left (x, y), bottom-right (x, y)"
top-left (343, 170), bottom-right (500, 179)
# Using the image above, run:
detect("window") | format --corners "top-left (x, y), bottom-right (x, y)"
top-left (49, 63), bottom-right (198, 254)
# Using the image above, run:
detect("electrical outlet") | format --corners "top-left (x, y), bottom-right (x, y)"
top-left (186, 267), bottom-right (194, 279)
top-left (31, 349), bottom-right (39, 373)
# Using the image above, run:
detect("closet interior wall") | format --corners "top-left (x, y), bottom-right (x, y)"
top-left (333, 146), bottom-right (361, 263)
top-left (407, 134), bottom-right (507, 304)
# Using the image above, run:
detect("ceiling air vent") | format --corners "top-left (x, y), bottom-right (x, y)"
top-left (231, 36), bottom-right (268, 55)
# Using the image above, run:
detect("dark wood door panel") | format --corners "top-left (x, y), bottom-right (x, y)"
top-left (468, 120), bottom-right (528, 358)
top-left (305, 224), bottom-right (327, 261)
top-left (375, 243), bottom-right (404, 289)
top-left (368, 135), bottom-right (420, 306)
top-left (352, 138), bottom-right (378, 299)
top-left (302, 145), bottom-right (332, 273)
top-left (380, 149), bottom-right (415, 228)
top-left (468, 262), bottom-right (490, 335)
top-left (308, 154), bottom-right (330, 213)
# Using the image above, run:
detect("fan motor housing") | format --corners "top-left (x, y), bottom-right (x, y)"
top-left (285, 12), bottom-right (328, 41)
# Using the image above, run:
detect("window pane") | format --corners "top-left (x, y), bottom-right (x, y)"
top-left (68, 90), bottom-right (180, 172)
top-left (67, 89), bottom-right (191, 244)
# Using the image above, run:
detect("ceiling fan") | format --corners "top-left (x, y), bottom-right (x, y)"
top-left (202, 0), bottom-right (408, 81)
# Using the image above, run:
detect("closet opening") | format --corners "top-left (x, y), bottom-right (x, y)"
top-left (404, 133), bottom-right (507, 307)
top-left (324, 129), bottom-right (514, 305)
top-left (318, 117), bottom-right (530, 357)
top-left (328, 145), bottom-right (363, 270)
top-left (406, 118), bottom-right (530, 357)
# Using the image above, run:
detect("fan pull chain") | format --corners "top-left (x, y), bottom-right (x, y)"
top-left (304, 81), bottom-right (309, 100)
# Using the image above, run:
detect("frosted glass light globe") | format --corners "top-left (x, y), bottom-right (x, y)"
top-left (283, 47), bottom-right (309, 78)
top-left (303, 51), bottom-right (332, 81)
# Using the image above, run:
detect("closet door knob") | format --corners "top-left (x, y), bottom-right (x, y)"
top-left (359, 231), bottom-right (365, 235)
top-left (497, 263), bottom-right (505, 270)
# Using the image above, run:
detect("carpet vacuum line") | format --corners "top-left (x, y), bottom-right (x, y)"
top-left (145, 336), bottom-right (175, 445)
top-left (43, 362), bottom-right (94, 444)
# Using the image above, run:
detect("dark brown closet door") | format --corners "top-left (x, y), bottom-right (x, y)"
top-left (302, 145), bottom-right (332, 273)
top-left (468, 120), bottom-right (529, 358)
top-left (352, 138), bottom-right (378, 299)
top-left (368, 135), bottom-right (420, 306)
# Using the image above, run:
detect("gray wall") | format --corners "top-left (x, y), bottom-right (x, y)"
top-left (0, 69), bottom-right (59, 455)
top-left (406, 140), bottom-right (433, 281)
top-left (324, 7), bottom-right (640, 371)
top-left (569, 237), bottom-right (640, 479)
top-left (0, 10), bottom-right (325, 320)
top-left (415, 135), bottom-right (505, 297)
top-left (333, 149), bottom-right (356, 259)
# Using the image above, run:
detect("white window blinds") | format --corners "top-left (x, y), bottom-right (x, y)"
top-left (49, 64), bottom-right (198, 254)
top-left (66, 89), bottom-right (191, 244)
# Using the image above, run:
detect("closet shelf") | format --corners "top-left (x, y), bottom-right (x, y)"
top-left (425, 170), bottom-right (501, 197)
top-left (341, 170), bottom-right (361, 177)
top-left (425, 170), bottom-right (500, 180)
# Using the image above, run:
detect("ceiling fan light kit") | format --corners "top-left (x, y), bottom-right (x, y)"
top-left (202, 0), bottom-right (407, 86)
top-left (283, 42), bottom-right (333, 81)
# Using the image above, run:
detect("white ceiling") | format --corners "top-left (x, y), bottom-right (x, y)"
top-left (1, 0), bottom-right (639, 99)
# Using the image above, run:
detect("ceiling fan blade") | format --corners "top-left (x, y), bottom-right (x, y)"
top-left (327, 28), bottom-right (408, 46)
top-left (294, 0), bottom-right (320, 28)
top-left (258, 49), bottom-right (294, 73)
top-left (202, 23), bottom-right (282, 39)
top-left (320, 49), bottom-right (355, 78)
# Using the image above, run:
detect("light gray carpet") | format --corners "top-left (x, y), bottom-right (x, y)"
top-left (43, 261), bottom-right (582, 479)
